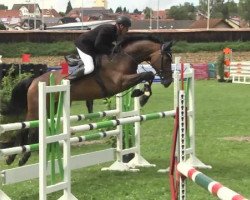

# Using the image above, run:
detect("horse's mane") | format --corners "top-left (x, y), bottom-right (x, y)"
top-left (118, 35), bottom-right (162, 48)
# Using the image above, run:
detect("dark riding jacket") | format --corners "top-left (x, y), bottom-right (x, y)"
top-left (75, 24), bottom-right (118, 57)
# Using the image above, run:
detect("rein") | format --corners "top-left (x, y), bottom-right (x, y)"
top-left (144, 49), bottom-right (172, 81)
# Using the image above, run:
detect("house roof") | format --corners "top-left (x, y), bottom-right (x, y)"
top-left (130, 19), bottom-right (194, 30)
top-left (189, 18), bottom-right (235, 29)
top-left (12, 4), bottom-right (40, 13)
top-left (0, 10), bottom-right (21, 18)
top-left (42, 9), bottom-right (61, 17)
top-left (152, 10), bottom-right (167, 19)
top-left (66, 7), bottom-right (111, 18)
top-left (59, 17), bottom-right (78, 24)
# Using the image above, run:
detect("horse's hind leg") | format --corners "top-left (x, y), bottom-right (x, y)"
top-left (18, 128), bottom-right (38, 166)
top-left (5, 129), bottom-right (29, 165)
top-left (86, 100), bottom-right (94, 113)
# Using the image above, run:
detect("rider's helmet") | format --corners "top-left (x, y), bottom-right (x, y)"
top-left (116, 16), bottom-right (131, 27)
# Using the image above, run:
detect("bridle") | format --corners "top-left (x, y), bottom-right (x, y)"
top-left (146, 43), bottom-right (172, 82)
top-left (114, 41), bottom-right (173, 83)
top-left (158, 44), bottom-right (172, 81)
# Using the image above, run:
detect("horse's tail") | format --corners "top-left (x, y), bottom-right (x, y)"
top-left (0, 77), bottom-right (34, 116)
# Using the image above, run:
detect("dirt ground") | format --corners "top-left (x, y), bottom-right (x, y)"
top-left (2, 51), bottom-right (250, 66)
top-left (223, 136), bottom-right (250, 142)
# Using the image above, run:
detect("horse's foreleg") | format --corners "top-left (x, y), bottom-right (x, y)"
top-left (139, 80), bottom-right (153, 107)
top-left (122, 72), bottom-right (154, 106)
top-left (122, 72), bottom-right (154, 89)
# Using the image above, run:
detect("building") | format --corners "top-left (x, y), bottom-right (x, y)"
top-left (42, 9), bottom-right (61, 18)
top-left (131, 19), bottom-right (194, 30)
top-left (0, 10), bottom-right (22, 25)
top-left (189, 18), bottom-right (239, 29)
top-left (94, 0), bottom-right (108, 9)
top-left (67, 7), bottom-right (111, 21)
top-left (12, 4), bottom-right (41, 17)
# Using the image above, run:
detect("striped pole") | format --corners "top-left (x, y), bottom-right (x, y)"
top-left (177, 162), bottom-right (248, 200)
top-left (0, 130), bottom-right (119, 156)
top-left (70, 110), bottom-right (176, 133)
top-left (0, 110), bottom-right (119, 134)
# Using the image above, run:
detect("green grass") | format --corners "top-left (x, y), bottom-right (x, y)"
top-left (0, 42), bottom-right (76, 57)
top-left (1, 41), bottom-right (250, 57)
top-left (1, 80), bottom-right (250, 199)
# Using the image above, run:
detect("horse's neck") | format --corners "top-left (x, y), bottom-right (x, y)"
top-left (123, 42), bottom-right (159, 63)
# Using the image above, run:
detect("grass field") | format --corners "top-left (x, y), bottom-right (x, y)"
top-left (1, 79), bottom-right (250, 200)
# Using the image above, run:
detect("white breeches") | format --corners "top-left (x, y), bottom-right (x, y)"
top-left (76, 47), bottom-right (94, 74)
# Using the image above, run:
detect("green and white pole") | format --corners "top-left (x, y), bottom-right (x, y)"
top-left (0, 130), bottom-right (119, 157)
top-left (0, 110), bottom-right (119, 135)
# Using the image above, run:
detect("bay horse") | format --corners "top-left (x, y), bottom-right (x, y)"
top-left (1, 35), bottom-right (173, 166)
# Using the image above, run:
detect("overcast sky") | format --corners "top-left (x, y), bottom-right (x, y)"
top-left (0, 0), bottom-right (239, 12)
top-left (3, 0), bottom-right (200, 12)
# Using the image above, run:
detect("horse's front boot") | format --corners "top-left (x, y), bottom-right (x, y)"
top-left (131, 89), bottom-right (144, 97)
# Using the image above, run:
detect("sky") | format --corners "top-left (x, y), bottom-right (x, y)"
top-left (2, 0), bottom-right (200, 12)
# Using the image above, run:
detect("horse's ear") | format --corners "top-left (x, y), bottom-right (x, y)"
top-left (162, 41), bottom-right (173, 52)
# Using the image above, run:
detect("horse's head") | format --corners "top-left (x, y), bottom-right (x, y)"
top-left (118, 36), bottom-right (173, 87)
top-left (150, 41), bottom-right (173, 87)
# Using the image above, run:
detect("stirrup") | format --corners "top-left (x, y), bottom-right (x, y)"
top-left (68, 65), bottom-right (85, 80)
top-left (65, 55), bottom-right (81, 67)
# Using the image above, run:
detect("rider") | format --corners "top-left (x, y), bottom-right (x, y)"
top-left (69, 15), bottom-right (132, 79)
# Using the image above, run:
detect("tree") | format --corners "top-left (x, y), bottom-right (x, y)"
top-left (239, 0), bottom-right (250, 23)
top-left (0, 23), bottom-right (6, 30)
top-left (168, 2), bottom-right (196, 20)
top-left (143, 7), bottom-right (153, 19)
top-left (226, 0), bottom-right (238, 15)
top-left (115, 6), bottom-right (123, 13)
top-left (59, 12), bottom-right (65, 17)
top-left (123, 7), bottom-right (128, 13)
top-left (65, 1), bottom-right (73, 14)
top-left (0, 4), bottom-right (8, 10)
top-left (109, 8), bottom-right (114, 13)
top-left (133, 9), bottom-right (141, 14)
top-left (198, 0), bottom-right (236, 19)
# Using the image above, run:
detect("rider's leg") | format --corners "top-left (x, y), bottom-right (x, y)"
top-left (76, 48), bottom-right (94, 75)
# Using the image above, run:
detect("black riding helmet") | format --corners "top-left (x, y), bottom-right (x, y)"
top-left (116, 16), bottom-right (131, 27)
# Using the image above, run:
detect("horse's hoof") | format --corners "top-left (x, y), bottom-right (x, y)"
top-left (122, 153), bottom-right (135, 163)
top-left (131, 89), bottom-right (144, 97)
top-left (6, 156), bottom-right (15, 165)
top-left (18, 158), bottom-right (28, 166)
top-left (139, 95), bottom-right (149, 107)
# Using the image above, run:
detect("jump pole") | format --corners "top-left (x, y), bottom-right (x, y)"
top-left (173, 65), bottom-right (248, 200)
top-left (177, 162), bottom-right (248, 200)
